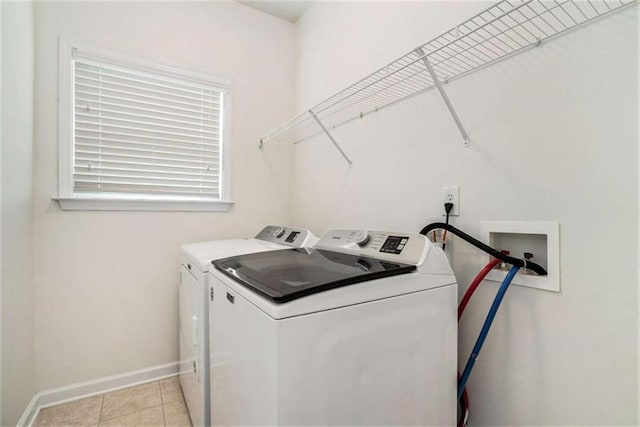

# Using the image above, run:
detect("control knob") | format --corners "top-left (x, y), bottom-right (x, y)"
top-left (353, 230), bottom-right (370, 247)
top-left (274, 227), bottom-right (286, 239)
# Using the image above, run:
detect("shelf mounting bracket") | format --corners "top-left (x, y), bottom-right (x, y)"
top-left (415, 47), bottom-right (470, 147)
top-left (309, 110), bottom-right (353, 166)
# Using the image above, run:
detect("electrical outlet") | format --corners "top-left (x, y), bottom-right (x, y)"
top-left (441, 185), bottom-right (460, 216)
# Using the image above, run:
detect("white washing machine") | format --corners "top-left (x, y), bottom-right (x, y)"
top-left (208, 229), bottom-right (457, 426)
top-left (179, 226), bottom-right (318, 426)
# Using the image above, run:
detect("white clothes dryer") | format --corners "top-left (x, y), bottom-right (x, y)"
top-left (179, 226), bottom-right (317, 426)
top-left (208, 229), bottom-right (457, 426)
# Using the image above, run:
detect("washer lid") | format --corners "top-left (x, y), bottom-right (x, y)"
top-left (212, 248), bottom-right (416, 303)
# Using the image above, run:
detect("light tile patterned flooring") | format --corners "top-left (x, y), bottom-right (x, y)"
top-left (33, 377), bottom-right (192, 426)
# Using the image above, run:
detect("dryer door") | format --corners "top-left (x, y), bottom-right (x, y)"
top-left (179, 265), bottom-right (204, 427)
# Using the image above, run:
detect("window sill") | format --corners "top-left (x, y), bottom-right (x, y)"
top-left (53, 196), bottom-right (235, 212)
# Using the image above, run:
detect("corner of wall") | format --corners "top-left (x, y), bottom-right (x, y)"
top-left (1, 0), bottom-right (36, 424)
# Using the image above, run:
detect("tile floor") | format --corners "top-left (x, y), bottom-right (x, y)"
top-left (33, 377), bottom-right (192, 426)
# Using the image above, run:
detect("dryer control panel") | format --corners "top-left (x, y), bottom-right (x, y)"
top-left (255, 225), bottom-right (318, 247)
top-left (315, 229), bottom-right (430, 266)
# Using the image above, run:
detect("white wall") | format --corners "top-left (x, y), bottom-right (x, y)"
top-left (33, 1), bottom-right (295, 390)
top-left (1, 2), bottom-right (3, 423)
top-left (1, 3), bottom-right (3, 422)
top-left (1, 1), bottom-right (36, 424)
top-left (293, 2), bottom-right (638, 425)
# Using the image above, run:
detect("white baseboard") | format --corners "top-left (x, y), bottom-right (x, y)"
top-left (16, 393), bottom-right (39, 427)
top-left (18, 361), bottom-right (179, 427)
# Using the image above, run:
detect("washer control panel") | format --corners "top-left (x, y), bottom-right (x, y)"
top-left (379, 235), bottom-right (409, 254)
top-left (316, 229), bottom-right (429, 265)
top-left (255, 225), bottom-right (316, 247)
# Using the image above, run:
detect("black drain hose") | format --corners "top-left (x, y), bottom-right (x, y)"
top-left (419, 222), bottom-right (548, 276)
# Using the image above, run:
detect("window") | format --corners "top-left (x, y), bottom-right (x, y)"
top-left (56, 39), bottom-right (233, 211)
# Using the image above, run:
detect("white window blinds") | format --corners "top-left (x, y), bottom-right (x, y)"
top-left (72, 55), bottom-right (226, 200)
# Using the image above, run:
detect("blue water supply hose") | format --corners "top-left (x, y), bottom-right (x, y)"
top-left (457, 265), bottom-right (520, 399)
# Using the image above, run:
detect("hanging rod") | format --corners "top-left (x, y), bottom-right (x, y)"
top-left (259, 0), bottom-right (637, 147)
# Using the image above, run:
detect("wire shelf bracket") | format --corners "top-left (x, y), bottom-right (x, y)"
top-left (309, 110), bottom-right (353, 166)
top-left (415, 47), bottom-right (471, 147)
top-left (259, 0), bottom-right (637, 154)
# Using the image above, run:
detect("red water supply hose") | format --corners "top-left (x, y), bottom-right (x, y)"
top-left (458, 373), bottom-right (469, 427)
top-left (458, 257), bottom-right (502, 321)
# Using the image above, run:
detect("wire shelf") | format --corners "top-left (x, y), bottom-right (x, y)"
top-left (260, 0), bottom-right (636, 147)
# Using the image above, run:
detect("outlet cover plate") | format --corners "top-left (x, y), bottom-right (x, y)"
top-left (441, 185), bottom-right (460, 216)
